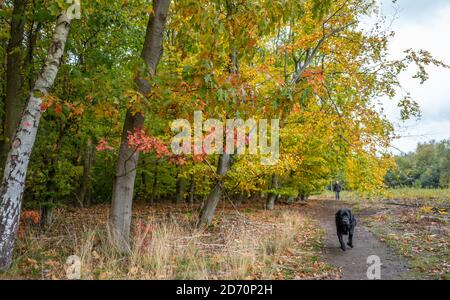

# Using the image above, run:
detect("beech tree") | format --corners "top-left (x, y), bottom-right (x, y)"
top-left (110, 0), bottom-right (171, 252)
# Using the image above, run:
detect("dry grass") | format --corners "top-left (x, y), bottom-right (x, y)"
top-left (318, 188), bottom-right (450, 204)
top-left (0, 203), bottom-right (338, 280)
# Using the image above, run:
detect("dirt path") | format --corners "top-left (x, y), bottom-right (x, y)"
top-left (302, 199), bottom-right (411, 280)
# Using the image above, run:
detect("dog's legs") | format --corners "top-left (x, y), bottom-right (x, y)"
top-left (347, 228), bottom-right (354, 248)
top-left (338, 233), bottom-right (346, 251)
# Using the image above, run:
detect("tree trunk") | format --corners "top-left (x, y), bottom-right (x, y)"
top-left (174, 177), bottom-right (186, 204)
top-left (266, 174), bottom-right (279, 210)
top-left (77, 138), bottom-right (95, 207)
top-left (297, 193), bottom-right (307, 202)
top-left (188, 175), bottom-right (195, 205)
top-left (197, 28), bottom-right (238, 227)
top-left (136, 157), bottom-right (147, 202)
top-left (235, 193), bottom-right (244, 207)
top-left (110, 110), bottom-right (143, 251)
top-left (40, 205), bottom-right (53, 227)
top-left (149, 166), bottom-right (158, 205)
top-left (41, 122), bottom-right (66, 228)
top-left (41, 168), bottom-right (56, 228)
top-left (1, 0), bottom-right (28, 168)
top-left (0, 11), bottom-right (72, 271)
top-left (110, 0), bottom-right (170, 252)
top-left (197, 154), bottom-right (232, 227)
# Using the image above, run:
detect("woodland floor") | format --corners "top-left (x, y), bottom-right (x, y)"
top-left (1, 195), bottom-right (448, 280)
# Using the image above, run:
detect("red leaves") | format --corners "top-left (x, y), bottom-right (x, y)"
top-left (132, 220), bottom-right (155, 253)
top-left (127, 129), bottom-right (170, 158)
top-left (127, 129), bottom-right (190, 165)
top-left (97, 129), bottom-right (190, 165)
top-left (96, 139), bottom-right (114, 151)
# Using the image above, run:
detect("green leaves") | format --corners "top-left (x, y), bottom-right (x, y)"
top-left (398, 95), bottom-right (421, 121)
top-left (311, 0), bottom-right (332, 19)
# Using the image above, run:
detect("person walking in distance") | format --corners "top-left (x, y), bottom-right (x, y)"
top-left (332, 181), bottom-right (342, 201)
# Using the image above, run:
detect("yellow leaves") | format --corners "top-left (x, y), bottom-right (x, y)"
top-left (420, 206), bottom-right (434, 214)
top-left (94, 101), bottom-right (118, 120)
top-left (125, 90), bottom-right (147, 116)
top-left (438, 209), bottom-right (449, 216)
top-left (284, 30), bottom-right (322, 54)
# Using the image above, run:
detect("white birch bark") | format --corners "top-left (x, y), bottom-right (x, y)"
top-left (0, 12), bottom-right (72, 270)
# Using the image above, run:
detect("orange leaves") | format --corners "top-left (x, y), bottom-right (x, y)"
top-left (40, 94), bottom-right (85, 120)
top-left (197, 99), bottom-right (207, 110)
top-left (301, 67), bottom-right (324, 94)
top-left (302, 67), bottom-right (324, 82)
top-left (292, 104), bottom-right (301, 115)
top-left (22, 210), bottom-right (40, 225)
top-left (169, 155), bottom-right (188, 166)
top-left (18, 210), bottom-right (41, 237)
top-left (55, 103), bottom-right (63, 115)
top-left (40, 94), bottom-right (57, 112)
top-left (66, 102), bottom-right (85, 117)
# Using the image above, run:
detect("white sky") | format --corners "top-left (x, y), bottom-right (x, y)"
top-left (363, 0), bottom-right (450, 154)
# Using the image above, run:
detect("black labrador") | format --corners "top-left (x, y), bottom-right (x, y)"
top-left (335, 208), bottom-right (356, 251)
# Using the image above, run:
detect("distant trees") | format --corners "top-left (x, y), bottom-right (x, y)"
top-left (385, 140), bottom-right (450, 189)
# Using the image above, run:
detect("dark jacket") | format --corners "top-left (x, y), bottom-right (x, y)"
top-left (332, 183), bottom-right (342, 192)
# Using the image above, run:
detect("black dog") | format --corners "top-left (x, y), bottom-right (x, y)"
top-left (335, 208), bottom-right (356, 251)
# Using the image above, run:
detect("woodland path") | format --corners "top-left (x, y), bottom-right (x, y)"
top-left (302, 199), bottom-right (411, 280)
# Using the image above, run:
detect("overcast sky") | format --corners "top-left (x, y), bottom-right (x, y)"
top-left (362, 0), bottom-right (450, 154)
